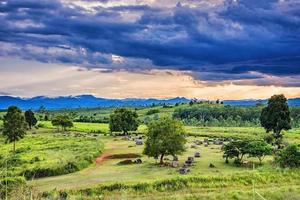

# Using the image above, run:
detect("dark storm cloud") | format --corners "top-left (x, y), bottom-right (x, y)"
top-left (0, 0), bottom-right (300, 85)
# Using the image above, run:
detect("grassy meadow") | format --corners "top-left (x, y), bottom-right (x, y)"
top-left (0, 128), bottom-right (103, 180)
top-left (1, 104), bottom-right (300, 199)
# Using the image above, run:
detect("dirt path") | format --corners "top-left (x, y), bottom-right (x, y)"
top-left (95, 153), bottom-right (110, 164)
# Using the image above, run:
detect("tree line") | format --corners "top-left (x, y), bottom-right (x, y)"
top-left (173, 103), bottom-right (300, 127)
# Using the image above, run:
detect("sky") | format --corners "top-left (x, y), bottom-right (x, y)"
top-left (0, 0), bottom-right (300, 100)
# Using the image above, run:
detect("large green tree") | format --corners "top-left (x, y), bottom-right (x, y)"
top-left (143, 117), bottom-right (186, 164)
top-left (260, 94), bottom-right (291, 149)
top-left (24, 109), bottom-right (37, 129)
top-left (247, 140), bottom-right (273, 164)
top-left (51, 115), bottom-right (73, 132)
top-left (3, 106), bottom-right (27, 153)
top-left (109, 108), bottom-right (139, 135)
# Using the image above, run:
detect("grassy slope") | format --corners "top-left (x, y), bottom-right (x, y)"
top-left (0, 129), bottom-right (103, 178)
top-left (31, 129), bottom-right (297, 192)
top-left (38, 121), bottom-right (147, 133)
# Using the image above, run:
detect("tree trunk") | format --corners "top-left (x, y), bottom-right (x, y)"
top-left (160, 154), bottom-right (164, 165)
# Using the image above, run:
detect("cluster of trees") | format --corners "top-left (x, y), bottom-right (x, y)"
top-left (0, 106), bottom-right (76, 153)
top-left (51, 115), bottom-right (73, 132)
top-left (223, 140), bottom-right (273, 164)
top-left (1, 107), bottom-right (38, 153)
top-left (109, 108), bottom-right (139, 135)
top-left (74, 115), bottom-right (109, 123)
top-left (173, 103), bottom-right (300, 127)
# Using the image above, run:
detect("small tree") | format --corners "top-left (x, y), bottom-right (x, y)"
top-left (51, 115), bottom-right (73, 133)
top-left (222, 140), bottom-right (249, 165)
top-left (3, 106), bottom-right (27, 153)
top-left (247, 140), bottom-right (273, 164)
top-left (143, 117), bottom-right (186, 164)
top-left (275, 144), bottom-right (300, 168)
top-left (260, 94), bottom-right (291, 149)
top-left (109, 108), bottom-right (139, 135)
top-left (24, 110), bottom-right (37, 129)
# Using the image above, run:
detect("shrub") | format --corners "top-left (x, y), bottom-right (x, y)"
top-left (275, 144), bottom-right (300, 168)
top-left (0, 177), bottom-right (26, 199)
top-left (59, 191), bottom-right (68, 200)
top-left (146, 109), bottom-right (159, 115)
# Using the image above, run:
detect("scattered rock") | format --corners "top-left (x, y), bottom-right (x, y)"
top-left (194, 152), bottom-right (201, 157)
top-left (135, 139), bottom-right (143, 145)
top-left (188, 157), bottom-right (194, 162)
top-left (118, 159), bottom-right (133, 165)
top-left (179, 168), bottom-right (190, 174)
top-left (134, 158), bottom-right (142, 164)
top-left (209, 163), bottom-right (216, 168)
top-left (171, 161), bottom-right (179, 168)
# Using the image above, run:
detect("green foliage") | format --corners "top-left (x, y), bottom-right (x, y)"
top-left (275, 144), bottom-right (300, 168)
top-left (146, 109), bottom-right (160, 115)
top-left (247, 140), bottom-right (273, 164)
top-left (51, 115), bottom-right (74, 132)
top-left (2, 106), bottom-right (27, 153)
top-left (223, 139), bottom-right (273, 165)
top-left (0, 129), bottom-right (103, 179)
top-left (24, 109), bottom-right (37, 129)
top-left (143, 117), bottom-right (186, 164)
top-left (222, 140), bottom-right (249, 164)
top-left (260, 94), bottom-right (291, 149)
top-left (0, 176), bottom-right (26, 199)
top-left (109, 108), bottom-right (139, 134)
top-left (173, 104), bottom-right (262, 127)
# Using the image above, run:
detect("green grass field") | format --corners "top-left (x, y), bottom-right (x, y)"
top-left (0, 129), bottom-right (103, 179)
top-left (38, 121), bottom-right (148, 134)
top-left (27, 130), bottom-right (300, 200)
top-left (1, 118), bottom-right (300, 199)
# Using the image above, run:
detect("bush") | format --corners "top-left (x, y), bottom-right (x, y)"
top-left (0, 177), bottom-right (26, 199)
top-left (275, 144), bottom-right (300, 168)
top-left (59, 191), bottom-right (68, 200)
top-left (146, 109), bottom-right (159, 115)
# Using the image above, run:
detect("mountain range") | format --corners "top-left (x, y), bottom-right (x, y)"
top-left (0, 95), bottom-right (299, 110)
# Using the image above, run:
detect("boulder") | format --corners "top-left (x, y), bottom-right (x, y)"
top-left (185, 160), bottom-right (192, 166)
top-left (209, 163), bottom-right (216, 168)
top-left (194, 152), bottom-right (201, 157)
top-left (134, 159), bottom-right (142, 164)
top-left (135, 139), bottom-right (143, 145)
top-left (188, 157), bottom-right (194, 162)
top-left (171, 161), bottom-right (179, 168)
top-left (179, 168), bottom-right (189, 174)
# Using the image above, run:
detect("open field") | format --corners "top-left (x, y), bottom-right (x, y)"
top-left (38, 121), bottom-right (147, 134)
top-left (26, 129), bottom-right (300, 199)
top-left (38, 121), bottom-right (300, 143)
top-left (0, 129), bottom-right (103, 179)
top-left (1, 111), bottom-right (300, 199)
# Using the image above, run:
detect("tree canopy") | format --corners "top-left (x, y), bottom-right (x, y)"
top-left (143, 117), bottom-right (186, 164)
top-left (25, 109), bottom-right (37, 129)
top-left (109, 108), bottom-right (139, 135)
top-left (51, 115), bottom-right (73, 132)
top-left (260, 94), bottom-right (291, 149)
top-left (275, 144), bottom-right (300, 168)
top-left (2, 106), bottom-right (27, 153)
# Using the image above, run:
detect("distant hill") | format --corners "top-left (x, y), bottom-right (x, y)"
top-left (0, 95), bottom-right (299, 110)
top-left (223, 98), bottom-right (300, 106)
top-left (0, 95), bottom-right (190, 110)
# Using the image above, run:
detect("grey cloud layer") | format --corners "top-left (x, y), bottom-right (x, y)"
top-left (0, 0), bottom-right (300, 86)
